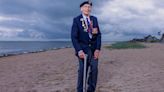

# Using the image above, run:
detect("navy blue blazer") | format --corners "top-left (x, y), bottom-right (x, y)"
top-left (71, 14), bottom-right (101, 56)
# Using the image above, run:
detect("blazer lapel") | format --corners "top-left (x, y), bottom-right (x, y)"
top-left (78, 14), bottom-right (90, 40)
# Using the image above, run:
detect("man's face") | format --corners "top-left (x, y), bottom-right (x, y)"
top-left (81, 4), bottom-right (92, 16)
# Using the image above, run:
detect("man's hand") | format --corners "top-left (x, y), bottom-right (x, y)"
top-left (94, 50), bottom-right (100, 59)
top-left (78, 50), bottom-right (85, 59)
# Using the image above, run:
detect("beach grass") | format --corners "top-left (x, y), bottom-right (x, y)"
top-left (105, 41), bottom-right (146, 49)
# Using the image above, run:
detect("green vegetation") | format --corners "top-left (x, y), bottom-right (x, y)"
top-left (105, 42), bottom-right (146, 49)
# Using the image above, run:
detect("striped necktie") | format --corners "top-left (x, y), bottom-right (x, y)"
top-left (86, 18), bottom-right (91, 33)
top-left (86, 18), bottom-right (92, 38)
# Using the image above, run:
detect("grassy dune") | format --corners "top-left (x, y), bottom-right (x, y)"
top-left (105, 42), bottom-right (146, 49)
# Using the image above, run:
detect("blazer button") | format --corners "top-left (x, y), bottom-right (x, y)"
top-left (89, 44), bottom-right (91, 47)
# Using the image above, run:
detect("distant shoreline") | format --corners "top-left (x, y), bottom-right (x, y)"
top-left (0, 46), bottom-right (72, 58)
top-left (0, 41), bottom-right (116, 58)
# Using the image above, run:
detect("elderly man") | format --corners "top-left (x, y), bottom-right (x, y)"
top-left (71, 1), bottom-right (101, 92)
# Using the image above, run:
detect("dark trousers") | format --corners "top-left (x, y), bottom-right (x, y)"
top-left (77, 49), bottom-right (98, 92)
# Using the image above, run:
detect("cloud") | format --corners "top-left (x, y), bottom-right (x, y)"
top-left (96, 0), bottom-right (164, 41)
top-left (0, 27), bottom-right (23, 38)
top-left (0, 0), bottom-right (84, 40)
top-left (0, 0), bottom-right (163, 41)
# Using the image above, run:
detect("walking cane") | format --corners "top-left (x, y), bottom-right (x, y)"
top-left (83, 54), bottom-right (88, 92)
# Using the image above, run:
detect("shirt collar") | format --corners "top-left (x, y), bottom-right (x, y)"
top-left (82, 14), bottom-right (90, 20)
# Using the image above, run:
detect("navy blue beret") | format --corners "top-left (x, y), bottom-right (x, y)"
top-left (80, 1), bottom-right (92, 7)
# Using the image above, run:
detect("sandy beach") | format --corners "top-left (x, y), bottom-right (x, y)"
top-left (0, 43), bottom-right (164, 92)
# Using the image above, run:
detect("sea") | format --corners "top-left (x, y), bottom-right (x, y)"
top-left (0, 41), bottom-right (72, 57)
top-left (0, 41), bottom-right (113, 57)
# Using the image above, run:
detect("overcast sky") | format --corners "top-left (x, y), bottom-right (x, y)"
top-left (0, 0), bottom-right (164, 41)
